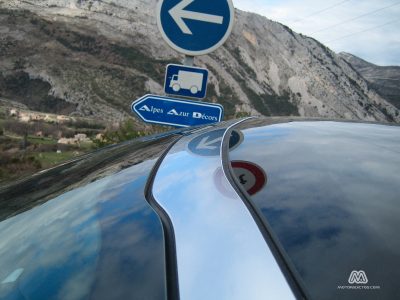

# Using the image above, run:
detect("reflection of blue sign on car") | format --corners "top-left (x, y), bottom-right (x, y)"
top-left (165, 64), bottom-right (208, 99)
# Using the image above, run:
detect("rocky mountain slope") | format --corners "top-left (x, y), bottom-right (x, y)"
top-left (0, 0), bottom-right (399, 124)
top-left (340, 52), bottom-right (400, 110)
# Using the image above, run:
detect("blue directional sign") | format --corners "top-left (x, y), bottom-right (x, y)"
top-left (188, 128), bottom-right (243, 156)
top-left (165, 64), bottom-right (209, 99)
top-left (132, 95), bottom-right (223, 128)
top-left (157, 0), bottom-right (235, 56)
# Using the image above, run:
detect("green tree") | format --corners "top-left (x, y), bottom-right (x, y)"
top-left (92, 119), bottom-right (145, 147)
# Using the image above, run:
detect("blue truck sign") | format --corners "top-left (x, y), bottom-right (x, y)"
top-left (165, 64), bottom-right (209, 99)
top-left (131, 95), bottom-right (224, 128)
top-left (157, 0), bottom-right (235, 56)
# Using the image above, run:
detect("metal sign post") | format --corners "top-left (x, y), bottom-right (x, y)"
top-left (184, 55), bottom-right (194, 67)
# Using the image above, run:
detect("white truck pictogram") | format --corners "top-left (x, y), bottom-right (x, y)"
top-left (169, 71), bottom-right (204, 95)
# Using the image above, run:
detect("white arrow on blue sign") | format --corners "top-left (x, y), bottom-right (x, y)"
top-left (131, 95), bottom-right (224, 128)
top-left (165, 64), bottom-right (209, 99)
top-left (157, 0), bottom-right (235, 56)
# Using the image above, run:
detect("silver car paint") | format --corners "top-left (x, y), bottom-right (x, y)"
top-left (152, 120), bottom-right (294, 300)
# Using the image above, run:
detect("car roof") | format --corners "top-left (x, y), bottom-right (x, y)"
top-left (227, 118), bottom-right (400, 299)
top-left (1, 117), bottom-right (398, 300)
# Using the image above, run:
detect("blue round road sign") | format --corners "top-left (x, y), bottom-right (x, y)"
top-left (157, 0), bottom-right (235, 56)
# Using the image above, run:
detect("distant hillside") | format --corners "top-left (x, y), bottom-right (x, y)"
top-left (340, 52), bottom-right (400, 110)
top-left (0, 0), bottom-right (399, 124)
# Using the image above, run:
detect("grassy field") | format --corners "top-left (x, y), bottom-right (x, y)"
top-left (0, 116), bottom-right (148, 185)
top-left (34, 151), bottom-right (77, 168)
top-left (27, 135), bottom-right (58, 145)
top-left (1, 132), bottom-right (86, 183)
top-left (0, 150), bottom-right (81, 184)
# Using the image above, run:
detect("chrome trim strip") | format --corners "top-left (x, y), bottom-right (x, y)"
top-left (152, 120), bottom-right (294, 300)
top-left (222, 119), bottom-right (307, 299)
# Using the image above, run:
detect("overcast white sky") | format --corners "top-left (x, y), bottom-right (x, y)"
top-left (233, 0), bottom-right (400, 66)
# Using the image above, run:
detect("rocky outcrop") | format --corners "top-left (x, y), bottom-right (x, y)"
top-left (0, 0), bottom-right (398, 123)
top-left (340, 52), bottom-right (400, 111)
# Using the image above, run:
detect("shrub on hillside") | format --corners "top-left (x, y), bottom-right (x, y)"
top-left (92, 119), bottom-right (146, 147)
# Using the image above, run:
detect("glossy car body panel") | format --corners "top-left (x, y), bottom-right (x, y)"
top-left (152, 120), bottom-right (295, 300)
top-left (0, 133), bottom-right (181, 300)
top-left (0, 133), bottom-right (182, 221)
top-left (2, 117), bottom-right (398, 300)
top-left (229, 119), bottom-right (400, 300)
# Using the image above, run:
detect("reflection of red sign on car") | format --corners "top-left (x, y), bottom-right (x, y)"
top-left (231, 161), bottom-right (267, 196)
top-left (213, 161), bottom-right (267, 197)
